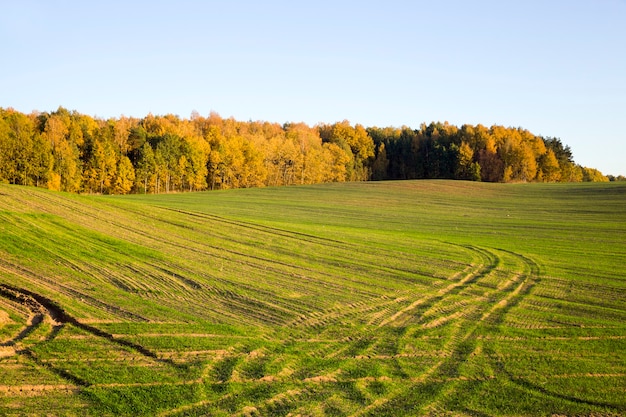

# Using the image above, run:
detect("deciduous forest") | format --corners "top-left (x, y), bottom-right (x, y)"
top-left (0, 107), bottom-right (616, 194)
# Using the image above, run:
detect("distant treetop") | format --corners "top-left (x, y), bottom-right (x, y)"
top-left (0, 107), bottom-right (612, 194)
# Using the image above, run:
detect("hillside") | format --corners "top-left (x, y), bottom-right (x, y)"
top-left (0, 180), bottom-right (625, 416)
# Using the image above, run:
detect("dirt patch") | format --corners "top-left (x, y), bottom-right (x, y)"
top-left (548, 373), bottom-right (626, 379)
top-left (303, 369), bottom-right (341, 383)
top-left (75, 319), bottom-right (126, 324)
top-left (112, 333), bottom-right (247, 339)
top-left (0, 346), bottom-right (16, 358)
top-left (423, 310), bottom-right (464, 329)
top-left (247, 348), bottom-right (266, 358)
top-left (0, 310), bottom-right (14, 325)
top-left (0, 384), bottom-right (78, 396)
top-left (0, 283), bottom-right (179, 371)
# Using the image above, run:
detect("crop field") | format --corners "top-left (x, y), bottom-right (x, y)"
top-left (0, 180), bottom-right (624, 416)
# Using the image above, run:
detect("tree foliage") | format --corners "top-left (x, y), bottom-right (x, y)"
top-left (369, 122), bottom-right (608, 184)
top-left (0, 107), bottom-right (610, 194)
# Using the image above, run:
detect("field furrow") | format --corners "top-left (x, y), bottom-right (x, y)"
top-left (1, 182), bottom-right (624, 416)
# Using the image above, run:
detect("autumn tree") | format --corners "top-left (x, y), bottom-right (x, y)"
top-left (114, 156), bottom-right (135, 194)
top-left (181, 136), bottom-right (209, 191)
top-left (0, 112), bottom-right (11, 183)
top-left (455, 141), bottom-right (481, 181)
top-left (0, 109), bottom-right (52, 186)
top-left (473, 126), bottom-right (503, 182)
top-left (0, 107), bottom-right (605, 193)
top-left (537, 149), bottom-right (561, 182)
top-left (322, 142), bottom-right (352, 182)
top-left (284, 123), bottom-right (322, 184)
top-left (83, 138), bottom-right (117, 194)
top-left (320, 121), bottom-right (375, 181)
top-left (40, 112), bottom-right (82, 191)
top-left (265, 134), bottom-right (298, 186)
top-left (581, 167), bottom-right (609, 182)
top-left (543, 137), bottom-right (579, 182)
top-left (50, 139), bottom-right (81, 191)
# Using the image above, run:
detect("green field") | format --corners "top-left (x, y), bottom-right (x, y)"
top-left (0, 180), bottom-right (624, 416)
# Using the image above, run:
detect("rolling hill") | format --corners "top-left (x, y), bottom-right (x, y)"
top-left (0, 180), bottom-right (625, 416)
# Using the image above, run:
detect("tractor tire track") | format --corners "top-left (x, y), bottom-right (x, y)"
top-left (0, 284), bottom-right (185, 392)
top-left (285, 245), bottom-right (486, 334)
top-left (0, 257), bottom-right (148, 322)
top-left (351, 246), bottom-right (540, 416)
top-left (479, 251), bottom-right (623, 412)
top-left (378, 245), bottom-right (498, 328)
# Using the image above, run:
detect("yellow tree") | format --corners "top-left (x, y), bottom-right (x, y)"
top-left (42, 114), bottom-right (83, 191)
top-left (264, 135), bottom-right (297, 186)
top-left (455, 141), bottom-right (481, 181)
top-left (205, 125), bottom-right (225, 190)
top-left (0, 109), bottom-right (49, 186)
top-left (322, 142), bottom-right (351, 182)
top-left (303, 145), bottom-right (330, 184)
top-left (181, 136), bottom-right (209, 191)
top-left (43, 114), bottom-right (69, 148)
top-left (538, 149), bottom-right (561, 182)
top-left (477, 132), bottom-right (503, 182)
top-left (83, 139), bottom-right (117, 194)
top-left (560, 162), bottom-right (583, 182)
top-left (51, 140), bottom-right (81, 192)
top-left (113, 156), bottom-right (135, 194)
top-left (320, 121), bottom-right (375, 181)
top-left (237, 135), bottom-right (266, 188)
top-left (498, 128), bottom-right (537, 182)
top-left (582, 167), bottom-right (609, 182)
top-left (0, 112), bottom-right (11, 183)
top-left (112, 116), bottom-right (136, 154)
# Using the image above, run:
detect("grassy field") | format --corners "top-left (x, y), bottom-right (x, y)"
top-left (0, 180), bottom-right (624, 416)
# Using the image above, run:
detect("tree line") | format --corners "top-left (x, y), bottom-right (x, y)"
top-left (0, 107), bottom-right (617, 194)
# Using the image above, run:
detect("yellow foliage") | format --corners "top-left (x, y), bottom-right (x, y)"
top-left (47, 172), bottom-right (61, 191)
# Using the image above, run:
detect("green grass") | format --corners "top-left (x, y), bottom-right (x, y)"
top-left (0, 180), bottom-right (625, 416)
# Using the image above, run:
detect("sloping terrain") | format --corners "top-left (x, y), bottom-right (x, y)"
top-left (0, 181), bottom-right (624, 416)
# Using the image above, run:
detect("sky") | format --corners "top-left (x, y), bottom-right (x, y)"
top-left (1, 0), bottom-right (625, 175)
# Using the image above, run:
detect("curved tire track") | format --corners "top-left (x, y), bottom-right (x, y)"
top-left (0, 283), bottom-right (185, 392)
top-left (351, 246), bottom-right (541, 416)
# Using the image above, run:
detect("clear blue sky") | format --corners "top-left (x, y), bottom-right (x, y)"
top-left (1, 0), bottom-right (625, 175)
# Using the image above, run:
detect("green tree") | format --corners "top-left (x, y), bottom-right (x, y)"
top-left (371, 142), bottom-right (390, 181)
top-left (31, 135), bottom-right (52, 188)
top-left (154, 134), bottom-right (184, 192)
top-left (136, 142), bottom-right (157, 193)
